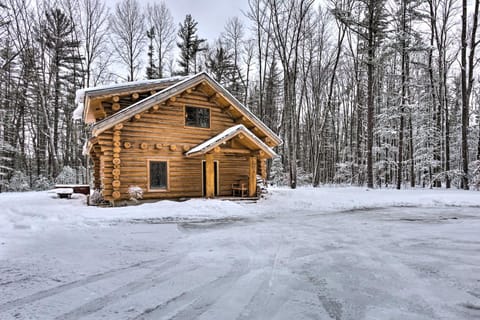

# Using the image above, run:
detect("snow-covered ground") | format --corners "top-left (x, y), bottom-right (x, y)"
top-left (1, 187), bottom-right (480, 319)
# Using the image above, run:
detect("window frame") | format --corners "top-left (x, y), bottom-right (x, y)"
top-left (147, 159), bottom-right (170, 192)
top-left (184, 105), bottom-right (211, 129)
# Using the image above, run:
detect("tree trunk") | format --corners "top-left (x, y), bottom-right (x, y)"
top-left (397, 0), bottom-right (407, 190)
top-left (366, 8), bottom-right (375, 189)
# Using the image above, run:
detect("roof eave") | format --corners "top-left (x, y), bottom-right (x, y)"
top-left (89, 72), bottom-right (282, 148)
top-left (91, 77), bottom-right (203, 137)
top-left (185, 125), bottom-right (277, 159)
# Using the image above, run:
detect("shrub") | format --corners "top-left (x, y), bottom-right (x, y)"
top-left (8, 171), bottom-right (30, 191)
top-left (128, 185), bottom-right (143, 203)
top-left (55, 166), bottom-right (76, 184)
top-left (89, 189), bottom-right (104, 205)
top-left (33, 175), bottom-right (53, 191)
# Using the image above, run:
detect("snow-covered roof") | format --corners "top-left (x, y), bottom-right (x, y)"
top-left (76, 76), bottom-right (188, 103)
top-left (73, 76), bottom-right (189, 121)
top-left (89, 72), bottom-right (283, 147)
top-left (185, 124), bottom-right (277, 159)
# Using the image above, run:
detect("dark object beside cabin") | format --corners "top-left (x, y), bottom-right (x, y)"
top-left (57, 191), bottom-right (72, 199)
top-left (55, 184), bottom-right (90, 195)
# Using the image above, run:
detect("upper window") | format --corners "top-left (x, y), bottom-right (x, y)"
top-left (185, 106), bottom-right (210, 128)
top-left (149, 161), bottom-right (168, 190)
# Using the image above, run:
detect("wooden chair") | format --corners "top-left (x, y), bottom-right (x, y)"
top-left (232, 180), bottom-right (248, 197)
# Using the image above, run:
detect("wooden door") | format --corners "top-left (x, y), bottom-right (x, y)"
top-left (202, 160), bottom-right (219, 196)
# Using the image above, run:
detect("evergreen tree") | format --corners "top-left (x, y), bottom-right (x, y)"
top-left (176, 14), bottom-right (206, 75)
top-left (205, 40), bottom-right (234, 85)
top-left (39, 8), bottom-right (81, 177)
top-left (146, 26), bottom-right (157, 79)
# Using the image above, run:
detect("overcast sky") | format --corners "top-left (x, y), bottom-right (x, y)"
top-left (166, 0), bottom-right (252, 41)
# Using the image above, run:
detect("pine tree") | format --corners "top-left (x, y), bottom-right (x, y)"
top-left (39, 8), bottom-right (81, 177)
top-left (205, 41), bottom-right (235, 84)
top-left (176, 14), bottom-right (206, 75)
top-left (146, 27), bottom-right (157, 79)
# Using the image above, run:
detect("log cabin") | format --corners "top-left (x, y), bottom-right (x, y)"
top-left (75, 72), bottom-right (282, 204)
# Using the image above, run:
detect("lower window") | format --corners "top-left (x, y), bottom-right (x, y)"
top-left (149, 161), bottom-right (168, 190)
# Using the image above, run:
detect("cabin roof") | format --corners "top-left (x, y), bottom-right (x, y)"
top-left (88, 72), bottom-right (282, 146)
top-left (185, 124), bottom-right (277, 159)
top-left (73, 76), bottom-right (188, 121)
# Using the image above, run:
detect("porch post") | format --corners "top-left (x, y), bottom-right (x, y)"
top-left (260, 159), bottom-right (267, 181)
top-left (249, 156), bottom-right (257, 197)
top-left (205, 153), bottom-right (215, 198)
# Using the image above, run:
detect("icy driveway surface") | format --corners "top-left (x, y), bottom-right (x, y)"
top-left (1, 205), bottom-right (480, 319)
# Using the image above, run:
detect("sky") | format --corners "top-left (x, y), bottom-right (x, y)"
top-left (165, 0), bottom-right (252, 41)
top-left (105, 0), bottom-right (252, 42)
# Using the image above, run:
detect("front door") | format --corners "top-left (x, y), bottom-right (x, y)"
top-left (202, 160), bottom-right (219, 196)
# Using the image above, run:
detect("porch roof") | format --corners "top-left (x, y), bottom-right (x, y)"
top-left (185, 124), bottom-right (277, 159)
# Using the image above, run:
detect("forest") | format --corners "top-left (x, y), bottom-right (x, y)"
top-left (0, 0), bottom-right (479, 192)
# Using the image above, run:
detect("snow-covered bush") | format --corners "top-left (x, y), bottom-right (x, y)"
top-left (296, 167), bottom-right (312, 186)
top-left (128, 185), bottom-right (143, 202)
top-left (270, 157), bottom-right (288, 186)
top-left (55, 166), bottom-right (76, 184)
top-left (334, 162), bottom-right (354, 184)
top-left (33, 175), bottom-right (53, 190)
top-left (8, 171), bottom-right (30, 191)
top-left (470, 160), bottom-right (480, 190)
top-left (89, 189), bottom-right (104, 206)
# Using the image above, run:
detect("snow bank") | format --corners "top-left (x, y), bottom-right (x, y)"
top-left (258, 186), bottom-right (480, 215)
top-left (1, 187), bottom-right (479, 237)
top-left (0, 190), bottom-right (252, 236)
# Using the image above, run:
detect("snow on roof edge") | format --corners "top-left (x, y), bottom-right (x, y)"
top-left (186, 125), bottom-right (245, 155)
top-left (186, 124), bottom-right (277, 158)
top-left (204, 75), bottom-right (283, 146)
top-left (74, 75), bottom-right (189, 120)
top-left (91, 73), bottom-right (200, 132)
top-left (88, 72), bottom-right (281, 148)
top-left (76, 76), bottom-right (188, 101)
top-left (73, 103), bottom-right (84, 120)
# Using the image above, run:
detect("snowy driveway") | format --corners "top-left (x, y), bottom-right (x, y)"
top-left (1, 201), bottom-right (480, 320)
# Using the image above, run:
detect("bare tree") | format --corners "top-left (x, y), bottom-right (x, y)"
top-left (246, 0), bottom-right (273, 128)
top-left (460, 0), bottom-right (479, 190)
top-left (266, 0), bottom-right (314, 189)
top-left (78, 0), bottom-right (108, 87)
top-left (109, 0), bottom-right (146, 81)
top-left (223, 16), bottom-right (246, 100)
top-left (147, 1), bottom-right (175, 78)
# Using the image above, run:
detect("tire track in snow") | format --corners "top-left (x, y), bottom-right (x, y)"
top-left (141, 257), bottom-right (252, 320)
top-left (236, 235), bottom-right (301, 320)
top-left (0, 257), bottom-right (170, 313)
top-left (54, 257), bottom-right (199, 320)
top-left (131, 292), bottom-right (189, 320)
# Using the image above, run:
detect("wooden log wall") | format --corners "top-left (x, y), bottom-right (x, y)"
top-left (217, 154), bottom-right (250, 196)
top-left (90, 146), bottom-right (102, 189)
top-left (92, 88), bottom-right (265, 201)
